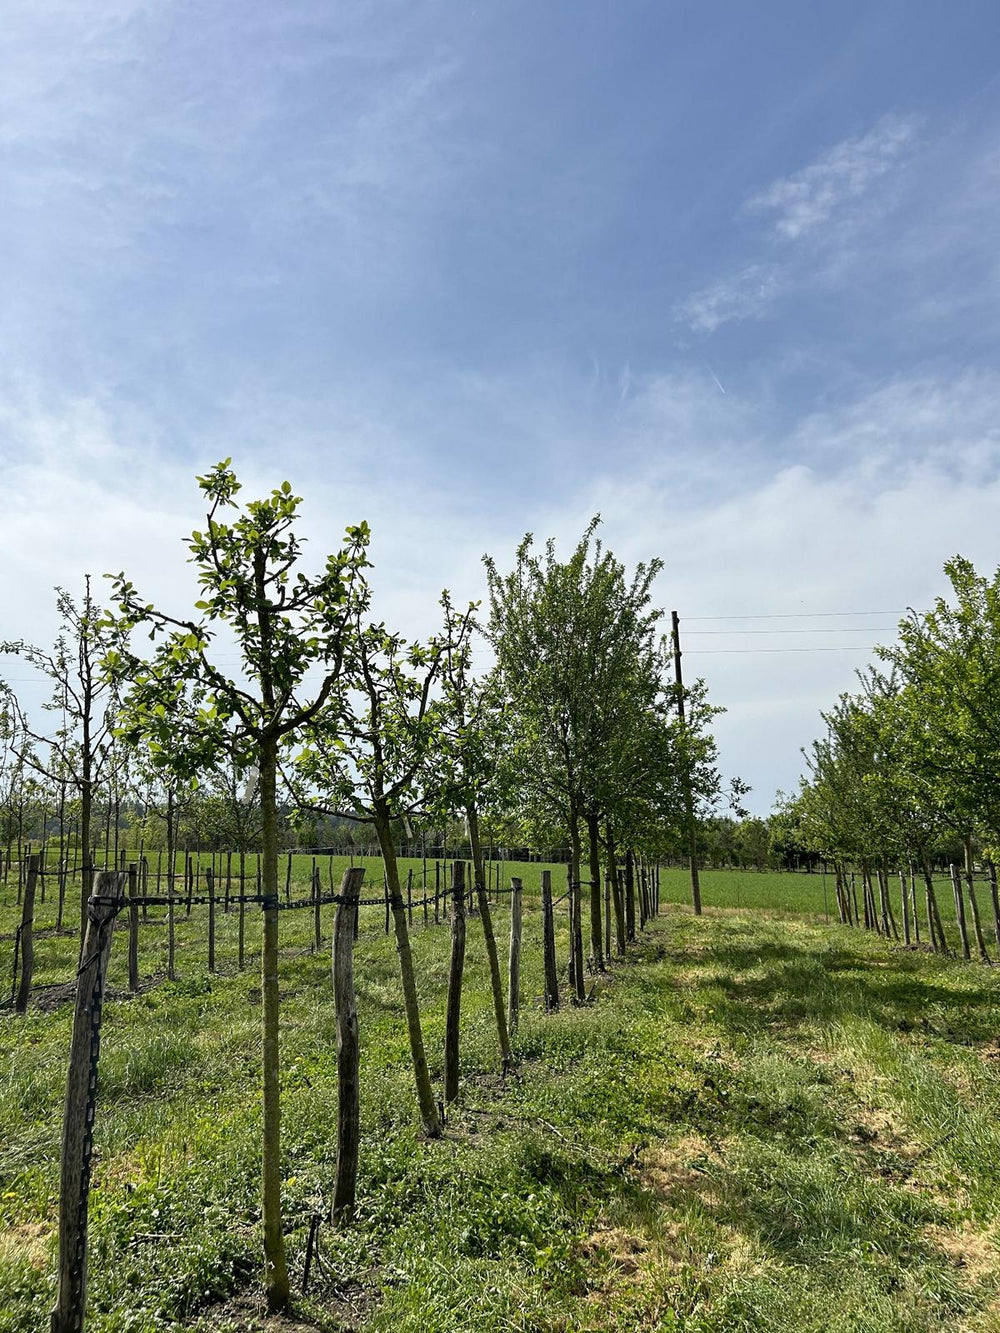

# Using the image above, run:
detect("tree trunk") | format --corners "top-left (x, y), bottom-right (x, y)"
top-left (585, 811), bottom-right (604, 969)
top-left (444, 860), bottom-right (466, 1102)
top-left (332, 867), bottom-right (365, 1223)
top-left (899, 869), bottom-right (910, 946)
top-left (259, 736), bottom-right (289, 1312)
top-left (467, 804), bottom-right (510, 1066)
top-left (374, 810), bottom-right (441, 1136)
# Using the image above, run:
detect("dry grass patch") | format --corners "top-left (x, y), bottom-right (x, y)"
top-left (924, 1221), bottom-right (1000, 1281)
top-left (0, 1220), bottom-right (52, 1269)
top-left (638, 1134), bottom-right (722, 1206)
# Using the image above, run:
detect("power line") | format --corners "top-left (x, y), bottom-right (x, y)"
top-left (683, 610), bottom-right (905, 621)
top-left (686, 646), bottom-right (882, 654)
top-left (686, 627), bottom-right (897, 636)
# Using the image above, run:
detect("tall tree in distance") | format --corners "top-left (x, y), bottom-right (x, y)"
top-left (484, 519), bottom-right (664, 970)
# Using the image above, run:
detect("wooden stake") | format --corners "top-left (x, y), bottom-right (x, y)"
top-left (444, 860), bottom-right (466, 1102)
top-left (541, 869), bottom-right (559, 1011)
top-left (50, 871), bottom-right (125, 1333)
top-left (507, 877), bottom-right (523, 1035)
top-left (207, 866), bottom-right (216, 974)
top-left (14, 852), bottom-right (39, 1013)
top-left (128, 863), bottom-right (139, 992)
top-left (332, 867), bottom-right (365, 1223)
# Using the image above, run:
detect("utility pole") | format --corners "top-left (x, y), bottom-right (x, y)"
top-left (671, 611), bottom-right (703, 915)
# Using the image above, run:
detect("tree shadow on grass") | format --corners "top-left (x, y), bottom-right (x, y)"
top-left (668, 929), bottom-right (1000, 1047)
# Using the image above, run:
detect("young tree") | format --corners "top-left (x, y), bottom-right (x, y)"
top-left (484, 520), bottom-right (664, 971)
top-left (296, 607), bottom-right (472, 1137)
top-left (437, 594), bottom-right (512, 1067)
top-left (112, 461), bottom-right (369, 1313)
top-left (1, 579), bottom-right (128, 937)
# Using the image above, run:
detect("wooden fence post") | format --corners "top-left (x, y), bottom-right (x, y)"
top-left (950, 863), bottom-right (971, 960)
top-left (541, 869), bottom-right (559, 1011)
top-left (313, 865), bottom-right (322, 951)
top-left (127, 863), bottom-right (139, 993)
top-left (50, 870), bottom-right (125, 1333)
top-left (963, 843), bottom-right (990, 962)
top-left (332, 867), bottom-right (365, 1223)
top-left (206, 866), bottom-right (216, 973)
top-left (14, 852), bottom-right (39, 1013)
top-left (989, 862), bottom-right (1000, 953)
top-left (624, 850), bottom-right (635, 942)
top-left (507, 877), bottom-right (523, 1035)
top-left (444, 860), bottom-right (466, 1102)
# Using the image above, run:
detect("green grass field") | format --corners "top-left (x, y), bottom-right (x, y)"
top-left (2, 864), bottom-right (999, 1331)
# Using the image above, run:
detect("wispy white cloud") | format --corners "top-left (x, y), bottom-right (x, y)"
top-left (675, 113), bottom-right (920, 334)
top-left (675, 263), bottom-right (783, 335)
top-left (745, 113), bottom-right (917, 240)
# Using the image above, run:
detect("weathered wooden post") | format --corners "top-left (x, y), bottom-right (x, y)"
top-left (541, 869), bottom-right (559, 1011)
top-left (444, 860), bottom-right (466, 1102)
top-left (963, 843), bottom-right (990, 962)
top-left (206, 865), bottom-right (216, 973)
top-left (950, 863), bottom-right (971, 961)
top-left (313, 865), bottom-right (322, 952)
top-left (14, 852), bottom-right (39, 1013)
top-left (508, 877), bottom-right (523, 1034)
top-left (625, 849), bottom-right (635, 942)
top-left (332, 866), bottom-right (365, 1223)
top-left (167, 865), bottom-right (177, 982)
top-left (989, 862), bottom-right (1000, 953)
top-left (572, 869), bottom-right (585, 1003)
top-left (51, 870), bottom-right (125, 1333)
top-left (127, 863), bottom-right (140, 993)
top-left (238, 885), bottom-right (246, 971)
top-left (603, 872), bottom-right (612, 965)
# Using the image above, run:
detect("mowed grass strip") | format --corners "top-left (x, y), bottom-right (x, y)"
top-left (1, 865), bottom-right (999, 1331)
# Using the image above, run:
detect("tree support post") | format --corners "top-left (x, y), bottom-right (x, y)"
top-left (507, 877), bottom-right (523, 1036)
top-left (14, 853), bottom-right (39, 1014)
top-left (127, 863), bottom-right (140, 993)
top-left (332, 867), bottom-right (365, 1223)
top-left (541, 869), bottom-right (559, 1011)
top-left (444, 860), bottom-right (466, 1102)
top-left (51, 871), bottom-right (125, 1333)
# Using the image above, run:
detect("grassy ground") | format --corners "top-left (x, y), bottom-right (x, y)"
top-left (2, 866), bottom-right (999, 1331)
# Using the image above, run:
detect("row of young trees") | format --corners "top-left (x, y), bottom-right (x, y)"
top-left (3, 463), bottom-right (731, 1315)
top-left (782, 555), bottom-right (1000, 957)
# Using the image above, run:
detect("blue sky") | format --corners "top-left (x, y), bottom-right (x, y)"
top-left (4, 1), bottom-right (1000, 812)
